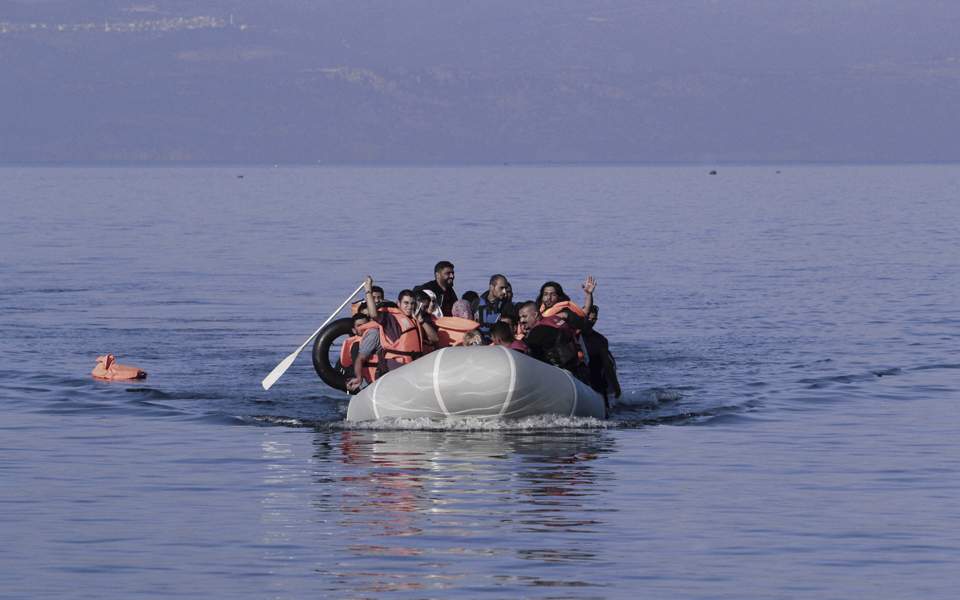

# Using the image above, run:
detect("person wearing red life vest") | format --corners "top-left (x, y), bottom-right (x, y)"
top-left (516, 301), bottom-right (588, 381)
top-left (346, 276), bottom-right (439, 393)
top-left (536, 276), bottom-right (596, 319)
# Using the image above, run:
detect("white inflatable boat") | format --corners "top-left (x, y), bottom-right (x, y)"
top-left (346, 345), bottom-right (606, 421)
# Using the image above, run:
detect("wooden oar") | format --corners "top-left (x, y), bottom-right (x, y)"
top-left (261, 283), bottom-right (365, 391)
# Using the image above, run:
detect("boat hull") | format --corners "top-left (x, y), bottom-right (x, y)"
top-left (345, 346), bottom-right (605, 421)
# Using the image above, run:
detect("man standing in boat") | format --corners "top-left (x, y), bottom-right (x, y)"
top-left (415, 261), bottom-right (458, 317)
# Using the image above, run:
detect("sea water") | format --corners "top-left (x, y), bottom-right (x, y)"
top-left (1, 165), bottom-right (958, 598)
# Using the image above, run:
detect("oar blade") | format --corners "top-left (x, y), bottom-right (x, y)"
top-left (261, 352), bottom-right (298, 391)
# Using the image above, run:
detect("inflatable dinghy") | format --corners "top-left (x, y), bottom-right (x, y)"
top-left (345, 345), bottom-right (606, 422)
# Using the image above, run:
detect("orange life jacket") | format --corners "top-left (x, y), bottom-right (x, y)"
top-left (434, 316), bottom-right (480, 348)
top-left (339, 332), bottom-right (379, 383)
top-left (92, 354), bottom-right (147, 381)
top-left (372, 307), bottom-right (423, 366)
top-left (540, 300), bottom-right (586, 319)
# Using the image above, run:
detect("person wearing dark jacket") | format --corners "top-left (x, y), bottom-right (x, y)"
top-left (476, 274), bottom-right (511, 332)
top-left (414, 260), bottom-right (458, 317)
top-left (582, 305), bottom-right (622, 405)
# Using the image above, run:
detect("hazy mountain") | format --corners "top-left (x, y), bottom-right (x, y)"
top-left (3, 0), bottom-right (959, 163)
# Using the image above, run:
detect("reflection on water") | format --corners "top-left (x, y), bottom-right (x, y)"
top-left (301, 429), bottom-right (617, 594)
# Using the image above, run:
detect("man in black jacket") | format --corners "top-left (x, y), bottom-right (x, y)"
top-left (476, 273), bottom-right (512, 332)
top-left (415, 261), bottom-right (458, 317)
top-left (582, 305), bottom-right (622, 405)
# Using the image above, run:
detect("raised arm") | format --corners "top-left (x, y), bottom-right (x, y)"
top-left (417, 312), bottom-right (440, 346)
top-left (581, 275), bottom-right (596, 315)
top-left (363, 275), bottom-right (379, 319)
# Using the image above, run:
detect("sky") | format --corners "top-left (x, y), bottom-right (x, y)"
top-left (2, 0), bottom-right (959, 163)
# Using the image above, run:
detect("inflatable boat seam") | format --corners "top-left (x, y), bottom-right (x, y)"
top-left (498, 346), bottom-right (517, 416)
top-left (371, 378), bottom-right (382, 419)
top-left (432, 348), bottom-right (451, 416)
top-left (563, 369), bottom-right (578, 417)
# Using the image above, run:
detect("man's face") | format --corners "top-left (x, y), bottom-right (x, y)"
top-left (518, 306), bottom-right (540, 333)
top-left (399, 295), bottom-right (416, 316)
top-left (541, 286), bottom-right (560, 308)
top-left (489, 278), bottom-right (509, 300)
top-left (352, 317), bottom-right (369, 335)
top-left (372, 290), bottom-right (384, 305)
top-left (436, 267), bottom-right (455, 289)
top-left (587, 310), bottom-right (598, 325)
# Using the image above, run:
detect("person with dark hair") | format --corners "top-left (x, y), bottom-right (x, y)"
top-left (536, 276), bottom-right (596, 319)
top-left (414, 261), bottom-right (458, 316)
top-left (582, 305), bottom-right (622, 405)
top-left (351, 284), bottom-right (387, 315)
top-left (517, 301), bottom-right (587, 379)
top-left (476, 274), bottom-right (511, 332)
top-left (338, 312), bottom-right (379, 389)
top-left (346, 277), bottom-right (438, 392)
top-left (498, 311), bottom-right (517, 333)
top-left (461, 290), bottom-right (481, 320)
top-left (489, 321), bottom-right (516, 347)
top-left (535, 281), bottom-right (569, 311)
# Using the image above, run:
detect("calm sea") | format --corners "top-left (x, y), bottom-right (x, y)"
top-left (1, 165), bottom-right (958, 599)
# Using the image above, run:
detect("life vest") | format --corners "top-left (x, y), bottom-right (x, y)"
top-left (539, 301), bottom-right (588, 361)
top-left (434, 316), bottom-right (480, 347)
top-left (339, 332), bottom-right (379, 383)
top-left (92, 354), bottom-right (147, 381)
top-left (372, 307), bottom-right (423, 366)
top-left (540, 300), bottom-right (586, 319)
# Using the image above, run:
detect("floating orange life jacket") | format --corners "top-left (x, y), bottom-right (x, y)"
top-left (434, 316), bottom-right (480, 348)
top-left (339, 331), bottom-right (379, 383)
top-left (92, 354), bottom-right (147, 381)
top-left (540, 300), bottom-right (586, 319)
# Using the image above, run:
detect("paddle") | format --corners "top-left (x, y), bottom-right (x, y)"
top-left (261, 282), bottom-right (365, 391)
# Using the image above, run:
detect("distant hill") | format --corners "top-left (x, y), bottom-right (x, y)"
top-left (3, 0), bottom-right (960, 163)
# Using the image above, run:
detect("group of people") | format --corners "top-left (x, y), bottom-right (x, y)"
top-left (340, 261), bottom-right (621, 404)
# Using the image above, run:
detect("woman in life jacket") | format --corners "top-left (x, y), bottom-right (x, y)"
top-left (536, 277), bottom-right (595, 319)
top-left (346, 277), bottom-right (439, 393)
top-left (432, 299), bottom-right (481, 348)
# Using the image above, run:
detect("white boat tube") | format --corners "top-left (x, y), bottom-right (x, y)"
top-left (346, 345), bottom-right (605, 421)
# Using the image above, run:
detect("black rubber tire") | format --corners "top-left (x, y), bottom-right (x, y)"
top-left (312, 317), bottom-right (354, 392)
